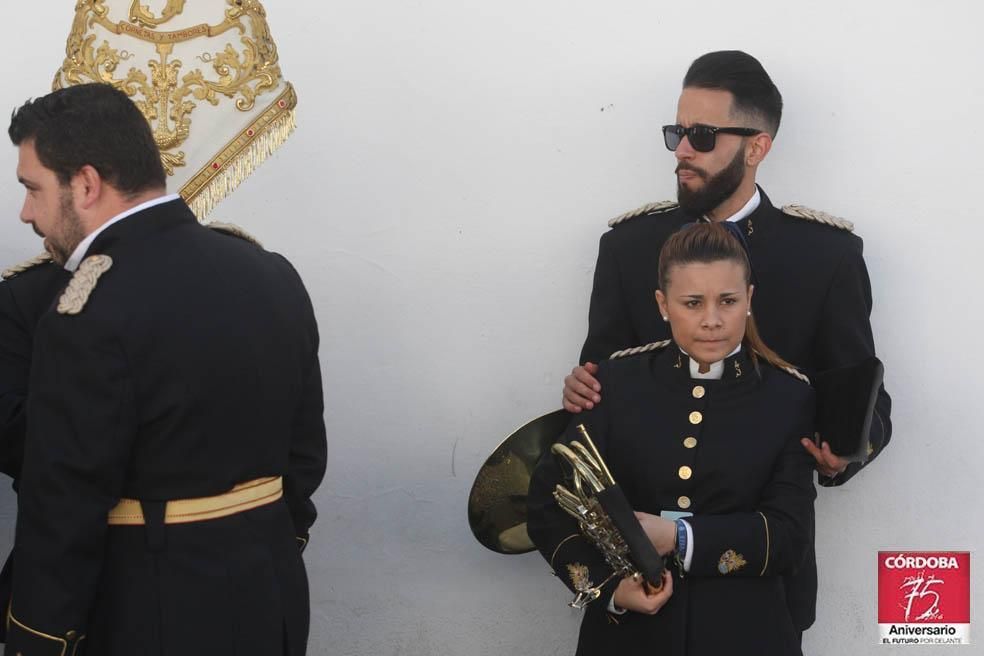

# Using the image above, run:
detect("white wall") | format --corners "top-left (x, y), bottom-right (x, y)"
top-left (1, 2), bottom-right (982, 654)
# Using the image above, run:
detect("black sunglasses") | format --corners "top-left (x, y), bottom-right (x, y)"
top-left (662, 124), bottom-right (762, 153)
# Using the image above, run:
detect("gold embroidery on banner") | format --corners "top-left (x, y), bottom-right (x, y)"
top-left (567, 563), bottom-right (594, 593)
top-left (86, 1), bottom-right (247, 44)
top-left (129, 0), bottom-right (187, 28)
top-left (56, 0), bottom-right (283, 176)
top-left (57, 255), bottom-right (113, 315)
top-left (718, 549), bottom-right (747, 574)
top-left (183, 83), bottom-right (296, 217)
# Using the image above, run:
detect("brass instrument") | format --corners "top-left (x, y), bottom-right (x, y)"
top-left (551, 425), bottom-right (664, 607)
top-left (467, 410), bottom-right (570, 554)
top-left (469, 414), bottom-right (665, 608)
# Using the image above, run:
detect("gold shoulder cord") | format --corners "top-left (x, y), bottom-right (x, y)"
top-left (1, 252), bottom-right (52, 280)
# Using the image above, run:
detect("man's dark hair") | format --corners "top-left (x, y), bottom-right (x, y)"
top-left (9, 83), bottom-right (166, 195)
top-left (683, 51), bottom-right (783, 138)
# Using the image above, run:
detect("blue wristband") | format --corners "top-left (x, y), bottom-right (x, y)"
top-left (675, 519), bottom-right (688, 556)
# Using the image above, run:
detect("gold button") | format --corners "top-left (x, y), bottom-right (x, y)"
top-left (683, 437), bottom-right (697, 449)
top-left (689, 411), bottom-right (703, 425)
top-left (678, 466), bottom-right (693, 480)
top-left (692, 385), bottom-right (705, 399)
top-left (678, 495), bottom-right (691, 509)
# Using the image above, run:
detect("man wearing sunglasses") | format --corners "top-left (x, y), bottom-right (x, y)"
top-left (561, 50), bottom-right (892, 639)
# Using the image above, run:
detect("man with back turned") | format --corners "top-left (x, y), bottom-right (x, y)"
top-left (6, 83), bottom-right (326, 656)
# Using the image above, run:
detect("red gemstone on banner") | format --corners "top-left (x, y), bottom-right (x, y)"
top-left (212, 163), bottom-right (220, 170)
top-left (247, 129), bottom-right (255, 137)
top-left (278, 101), bottom-right (286, 108)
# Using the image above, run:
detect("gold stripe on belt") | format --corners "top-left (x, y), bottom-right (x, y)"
top-left (107, 476), bottom-right (283, 526)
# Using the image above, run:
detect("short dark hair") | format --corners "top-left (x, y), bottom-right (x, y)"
top-left (683, 51), bottom-right (783, 138)
top-left (9, 83), bottom-right (166, 195)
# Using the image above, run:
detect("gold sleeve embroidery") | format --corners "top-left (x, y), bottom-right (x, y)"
top-left (758, 511), bottom-right (770, 576)
top-left (7, 605), bottom-right (87, 656)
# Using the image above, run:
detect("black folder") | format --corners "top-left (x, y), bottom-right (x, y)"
top-left (813, 356), bottom-right (884, 462)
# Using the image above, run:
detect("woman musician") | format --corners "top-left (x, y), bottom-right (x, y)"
top-left (527, 222), bottom-right (816, 656)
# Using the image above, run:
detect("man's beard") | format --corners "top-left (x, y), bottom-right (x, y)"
top-left (45, 189), bottom-right (86, 265)
top-left (676, 146), bottom-right (746, 218)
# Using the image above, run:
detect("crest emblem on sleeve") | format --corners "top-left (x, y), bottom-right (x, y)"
top-left (566, 563), bottom-right (594, 593)
top-left (57, 255), bottom-right (113, 315)
top-left (718, 549), bottom-right (748, 574)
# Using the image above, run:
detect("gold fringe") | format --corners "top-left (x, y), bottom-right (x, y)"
top-left (185, 108), bottom-right (296, 222)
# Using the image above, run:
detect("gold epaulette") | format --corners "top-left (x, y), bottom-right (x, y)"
top-left (207, 221), bottom-right (263, 248)
top-left (781, 204), bottom-right (854, 232)
top-left (607, 200), bottom-right (679, 227)
top-left (609, 339), bottom-right (672, 360)
top-left (1, 252), bottom-right (52, 280)
top-left (57, 255), bottom-right (113, 315)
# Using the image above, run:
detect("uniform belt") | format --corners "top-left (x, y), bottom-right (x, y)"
top-left (107, 476), bottom-right (283, 526)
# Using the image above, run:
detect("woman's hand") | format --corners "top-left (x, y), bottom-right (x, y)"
top-left (634, 511), bottom-right (677, 555)
top-left (612, 570), bottom-right (674, 615)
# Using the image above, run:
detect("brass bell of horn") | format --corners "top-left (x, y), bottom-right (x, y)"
top-left (467, 410), bottom-right (570, 554)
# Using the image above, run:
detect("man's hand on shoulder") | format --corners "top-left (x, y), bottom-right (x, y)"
top-left (800, 437), bottom-right (849, 478)
top-left (563, 362), bottom-right (602, 413)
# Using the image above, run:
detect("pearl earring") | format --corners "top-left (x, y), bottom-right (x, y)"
top-left (747, 310), bottom-right (752, 317)
top-left (662, 316), bottom-right (668, 322)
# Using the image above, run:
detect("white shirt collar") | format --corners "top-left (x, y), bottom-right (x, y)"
top-left (64, 193), bottom-right (180, 272)
top-left (681, 343), bottom-right (742, 380)
top-left (706, 187), bottom-right (760, 224)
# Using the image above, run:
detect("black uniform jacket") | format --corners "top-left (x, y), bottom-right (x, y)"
top-left (7, 199), bottom-right (327, 656)
top-left (578, 188), bottom-right (892, 629)
top-left (528, 344), bottom-right (816, 656)
top-left (0, 260), bottom-right (68, 482)
top-left (581, 188), bottom-right (890, 484)
top-left (0, 260), bottom-right (68, 640)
